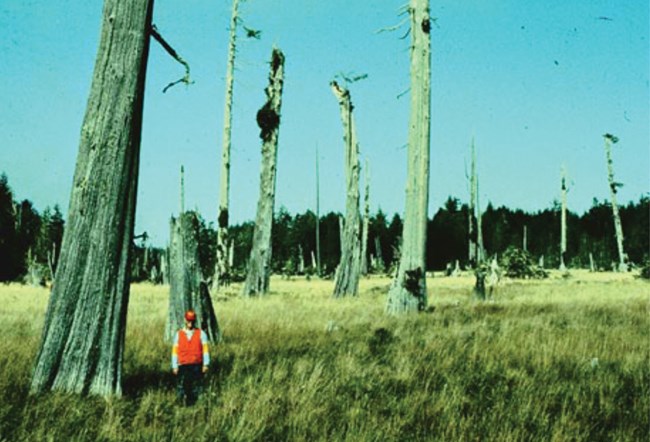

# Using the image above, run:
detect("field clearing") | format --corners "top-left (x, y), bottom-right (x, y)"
top-left (1, 271), bottom-right (648, 441)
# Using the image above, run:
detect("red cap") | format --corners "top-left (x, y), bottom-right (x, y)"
top-left (184, 310), bottom-right (196, 322)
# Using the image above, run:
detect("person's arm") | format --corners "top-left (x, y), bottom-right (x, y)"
top-left (201, 330), bottom-right (210, 373)
top-left (171, 332), bottom-right (179, 374)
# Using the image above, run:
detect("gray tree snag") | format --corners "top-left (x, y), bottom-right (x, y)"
top-left (468, 137), bottom-right (478, 267)
top-left (242, 48), bottom-right (285, 297)
top-left (374, 236), bottom-right (386, 273)
top-left (315, 145), bottom-right (322, 277)
top-left (166, 212), bottom-right (220, 343)
top-left (212, 0), bottom-right (241, 293)
top-left (386, 0), bottom-right (431, 314)
top-left (30, 0), bottom-right (153, 396)
top-left (476, 175), bottom-right (485, 263)
top-left (331, 81), bottom-right (362, 298)
top-left (603, 133), bottom-right (627, 272)
top-left (360, 158), bottom-right (370, 276)
top-left (559, 165), bottom-right (568, 271)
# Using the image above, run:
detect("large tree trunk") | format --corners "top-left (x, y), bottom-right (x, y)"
top-left (166, 212), bottom-right (220, 343)
top-left (242, 48), bottom-right (285, 297)
top-left (331, 81), bottom-right (361, 298)
top-left (30, 0), bottom-right (153, 396)
top-left (559, 166), bottom-right (568, 271)
top-left (213, 0), bottom-right (240, 293)
top-left (386, 0), bottom-right (431, 314)
top-left (603, 134), bottom-right (627, 272)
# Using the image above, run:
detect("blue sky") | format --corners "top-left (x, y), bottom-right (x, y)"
top-left (1, 0), bottom-right (648, 245)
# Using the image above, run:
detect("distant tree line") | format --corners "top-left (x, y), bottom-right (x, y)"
top-left (1, 173), bottom-right (648, 283)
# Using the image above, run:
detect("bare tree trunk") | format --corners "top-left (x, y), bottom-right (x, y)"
top-left (603, 134), bottom-right (627, 272)
top-left (476, 175), bottom-right (485, 263)
top-left (166, 212), bottom-right (220, 343)
top-left (374, 236), bottom-right (385, 273)
top-left (213, 0), bottom-right (240, 292)
top-left (468, 137), bottom-right (477, 267)
top-left (315, 145), bottom-right (322, 277)
top-left (386, 0), bottom-right (431, 314)
top-left (523, 225), bottom-right (527, 252)
top-left (360, 158), bottom-right (370, 276)
top-left (30, 0), bottom-right (153, 397)
top-left (560, 167), bottom-right (567, 272)
top-left (331, 81), bottom-right (361, 297)
top-left (242, 48), bottom-right (285, 297)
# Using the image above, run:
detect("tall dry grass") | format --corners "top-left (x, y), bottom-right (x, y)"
top-left (0, 271), bottom-right (648, 441)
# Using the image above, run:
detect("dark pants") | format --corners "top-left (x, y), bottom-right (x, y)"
top-left (176, 364), bottom-right (203, 405)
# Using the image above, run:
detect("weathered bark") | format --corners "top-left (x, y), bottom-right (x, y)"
top-left (603, 134), bottom-right (627, 272)
top-left (30, 0), bottom-right (153, 396)
top-left (386, 0), bottom-right (431, 314)
top-left (213, 0), bottom-right (240, 292)
top-left (560, 167), bottom-right (567, 271)
top-left (242, 48), bottom-right (285, 297)
top-left (360, 159), bottom-right (370, 276)
top-left (166, 212), bottom-right (220, 343)
top-left (331, 81), bottom-right (361, 297)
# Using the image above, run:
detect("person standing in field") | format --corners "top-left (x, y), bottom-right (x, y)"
top-left (172, 310), bottom-right (210, 405)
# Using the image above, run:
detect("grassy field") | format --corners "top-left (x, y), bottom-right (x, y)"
top-left (0, 271), bottom-right (648, 441)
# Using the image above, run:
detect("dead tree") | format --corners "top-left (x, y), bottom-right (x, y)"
top-left (331, 81), bottom-right (361, 297)
top-left (559, 165), bottom-right (568, 271)
top-left (360, 158), bottom-right (370, 276)
top-left (603, 134), bottom-right (627, 272)
top-left (30, 0), bottom-right (153, 396)
top-left (374, 236), bottom-right (386, 273)
top-left (212, 0), bottom-right (241, 293)
top-left (315, 145), bottom-right (322, 277)
top-left (386, 0), bottom-right (431, 314)
top-left (242, 48), bottom-right (285, 296)
top-left (166, 212), bottom-right (220, 343)
top-left (468, 137), bottom-right (478, 267)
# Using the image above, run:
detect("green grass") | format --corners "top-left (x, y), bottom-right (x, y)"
top-left (1, 271), bottom-right (648, 441)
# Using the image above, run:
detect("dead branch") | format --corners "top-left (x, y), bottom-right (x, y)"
top-left (150, 24), bottom-right (194, 93)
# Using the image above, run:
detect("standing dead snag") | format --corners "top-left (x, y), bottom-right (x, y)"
top-left (167, 212), bottom-right (220, 343)
top-left (30, 0), bottom-right (153, 396)
top-left (360, 158), bottom-right (370, 276)
top-left (559, 165), bottom-right (568, 271)
top-left (603, 133), bottom-right (627, 272)
top-left (242, 48), bottom-right (285, 297)
top-left (386, 0), bottom-right (431, 314)
top-left (212, 0), bottom-right (241, 293)
top-left (331, 81), bottom-right (362, 297)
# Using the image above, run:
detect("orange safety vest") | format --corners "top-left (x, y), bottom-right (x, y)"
top-left (177, 329), bottom-right (203, 366)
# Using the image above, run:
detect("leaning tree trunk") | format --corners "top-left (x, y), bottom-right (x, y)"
top-left (603, 133), bottom-right (627, 272)
top-left (212, 0), bottom-right (240, 293)
top-left (559, 165), bottom-right (568, 271)
top-left (331, 81), bottom-right (361, 298)
top-left (386, 0), bottom-right (431, 314)
top-left (30, 0), bottom-right (153, 396)
top-left (360, 158), bottom-right (370, 276)
top-left (166, 212), bottom-right (220, 343)
top-left (242, 48), bottom-right (285, 297)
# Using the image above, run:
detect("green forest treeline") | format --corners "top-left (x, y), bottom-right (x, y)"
top-left (1, 173), bottom-right (648, 283)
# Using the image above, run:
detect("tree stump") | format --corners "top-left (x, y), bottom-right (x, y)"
top-left (167, 212), bottom-right (220, 343)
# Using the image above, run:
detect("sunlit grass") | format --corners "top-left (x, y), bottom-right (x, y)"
top-left (1, 271), bottom-right (648, 441)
